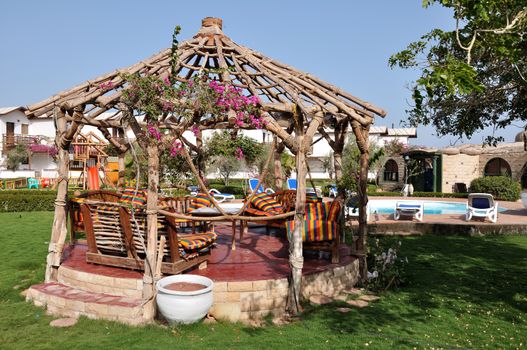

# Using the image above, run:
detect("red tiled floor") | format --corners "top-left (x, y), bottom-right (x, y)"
top-left (61, 224), bottom-right (354, 282)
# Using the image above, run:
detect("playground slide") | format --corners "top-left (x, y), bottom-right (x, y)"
top-left (87, 166), bottom-right (100, 190)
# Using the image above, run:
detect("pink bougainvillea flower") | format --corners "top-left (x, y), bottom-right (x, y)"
top-left (146, 124), bottom-right (162, 141)
top-left (191, 124), bottom-right (200, 136)
top-left (235, 147), bottom-right (244, 160)
top-left (169, 140), bottom-right (184, 157)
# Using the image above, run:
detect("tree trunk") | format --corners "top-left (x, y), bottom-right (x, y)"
top-left (45, 107), bottom-right (70, 282)
top-left (143, 140), bottom-right (159, 320)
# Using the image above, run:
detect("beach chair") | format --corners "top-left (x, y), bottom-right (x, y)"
top-left (248, 178), bottom-right (274, 194)
top-left (328, 184), bottom-right (338, 198)
top-left (287, 178), bottom-right (297, 190)
top-left (209, 188), bottom-right (235, 202)
top-left (347, 195), bottom-right (371, 221)
top-left (466, 193), bottom-right (498, 223)
top-left (394, 201), bottom-right (424, 222)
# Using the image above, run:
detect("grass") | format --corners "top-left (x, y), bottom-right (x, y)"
top-left (1, 211), bottom-right (526, 349)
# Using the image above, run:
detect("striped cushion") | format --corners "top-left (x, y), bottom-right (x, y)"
top-left (327, 201), bottom-right (341, 221)
top-left (306, 192), bottom-right (321, 203)
top-left (251, 193), bottom-right (283, 213)
top-left (305, 202), bottom-right (331, 220)
top-left (286, 220), bottom-right (337, 242)
top-left (305, 201), bottom-right (340, 221)
top-left (188, 193), bottom-right (212, 211)
top-left (178, 232), bottom-right (217, 251)
top-left (120, 187), bottom-right (147, 206)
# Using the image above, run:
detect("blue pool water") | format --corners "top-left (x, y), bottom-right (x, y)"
top-left (367, 200), bottom-right (506, 215)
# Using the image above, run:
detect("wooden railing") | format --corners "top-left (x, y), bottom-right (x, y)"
top-left (2, 134), bottom-right (39, 155)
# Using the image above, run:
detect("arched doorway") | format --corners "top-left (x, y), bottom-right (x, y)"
top-left (383, 159), bottom-right (399, 182)
top-left (484, 158), bottom-right (511, 177)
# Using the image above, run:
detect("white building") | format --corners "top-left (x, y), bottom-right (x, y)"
top-left (1, 105), bottom-right (417, 181)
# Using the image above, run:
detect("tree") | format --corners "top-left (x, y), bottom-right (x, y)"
top-left (321, 152), bottom-right (335, 180)
top-left (205, 131), bottom-right (263, 185)
top-left (339, 136), bottom-right (385, 192)
top-left (6, 145), bottom-right (30, 171)
top-left (389, 1), bottom-right (527, 145)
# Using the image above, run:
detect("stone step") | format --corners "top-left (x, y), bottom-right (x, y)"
top-left (57, 265), bottom-right (143, 298)
top-left (26, 282), bottom-right (147, 325)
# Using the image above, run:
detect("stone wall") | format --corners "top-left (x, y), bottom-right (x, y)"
top-left (441, 154), bottom-right (480, 193)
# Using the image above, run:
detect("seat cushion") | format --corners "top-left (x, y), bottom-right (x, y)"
top-left (251, 193), bottom-right (283, 214)
top-left (286, 220), bottom-right (337, 242)
top-left (178, 232), bottom-right (217, 251)
top-left (472, 197), bottom-right (491, 209)
top-left (188, 193), bottom-right (213, 211)
top-left (120, 187), bottom-right (147, 206)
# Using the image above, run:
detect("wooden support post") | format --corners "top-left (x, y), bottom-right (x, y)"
top-left (351, 121), bottom-right (370, 281)
top-left (274, 136), bottom-right (284, 190)
top-left (195, 128), bottom-right (206, 182)
top-left (287, 109), bottom-right (307, 315)
top-left (45, 107), bottom-right (70, 282)
top-left (142, 139), bottom-right (160, 320)
top-left (118, 128), bottom-right (126, 188)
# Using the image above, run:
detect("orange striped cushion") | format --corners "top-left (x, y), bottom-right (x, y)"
top-left (305, 202), bottom-right (331, 220)
top-left (251, 193), bottom-right (283, 213)
top-left (306, 192), bottom-right (321, 203)
top-left (286, 220), bottom-right (337, 242)
top-left (188, 193), bottom-right (212, 211)
top-left (120, 187), bottom-right (147, 206)
top-left (178, 232), bottom-right (217, 251)
top-left (327, 201), bottom-right (341, 221)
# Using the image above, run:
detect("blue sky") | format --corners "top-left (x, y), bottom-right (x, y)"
top-left (0, 0), bottom-right (517, 146)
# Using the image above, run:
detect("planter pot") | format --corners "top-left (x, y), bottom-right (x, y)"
top-left (156, 274), bottom-right (214, 324)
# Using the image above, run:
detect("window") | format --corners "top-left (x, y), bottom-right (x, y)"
top-left (21, 124), bottom-right (29, 135)
top-left (484, 158), bottom-right (511, 177)
top-left (383, 159), bottom-right (399, 181)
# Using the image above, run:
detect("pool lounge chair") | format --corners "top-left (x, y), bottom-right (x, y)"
top-left (248, 178), bottom-right (274, 194)
top-left (466, 193), bottom-right (498, 223)
top-left (287, 178), bottom-right (297, 190)
top-left (209, 188), bottom-right (235, 202)
top-left (287, 178), bottom-right (322, 197)
top-left (394, 201), bottom-right (424, 222)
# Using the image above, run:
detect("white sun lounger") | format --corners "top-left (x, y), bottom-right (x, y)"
top-left (394, 201), bottom-right (424, 222)
top-left (466, 193), bottom-right (498, 223)
top-left (209, 188), bottom-right (235, 203)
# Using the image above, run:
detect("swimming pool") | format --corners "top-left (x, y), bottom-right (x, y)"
top-left (366, 199), bottom-right (506, 215)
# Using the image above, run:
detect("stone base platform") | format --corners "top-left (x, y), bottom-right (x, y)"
top-left (26, 225), bottom-right (359, 324)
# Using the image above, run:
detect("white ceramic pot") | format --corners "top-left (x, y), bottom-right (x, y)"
top-left (156, 274), bottom-right (214, 324)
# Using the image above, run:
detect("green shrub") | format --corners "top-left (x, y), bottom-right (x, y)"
top-left (0, 190), bottom-right (78, 212)
top-left (470, 176), bottom-right (521, 201)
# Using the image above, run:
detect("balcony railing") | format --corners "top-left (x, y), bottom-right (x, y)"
top-left (2, 134), bottom-right (50, 155)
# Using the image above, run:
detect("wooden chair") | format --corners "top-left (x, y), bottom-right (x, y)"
top-left (80, 201), bottom-right (216, 274)
top-left (69, 190), bottom-right (122, 242)
top-left (285, 200), bottom-right (342, 263)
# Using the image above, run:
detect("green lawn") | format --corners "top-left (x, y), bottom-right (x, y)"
top-left (1, 212), bottom-right (526, 349)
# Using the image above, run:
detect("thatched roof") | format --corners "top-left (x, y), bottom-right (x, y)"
top-left (25, 17), bottom-right (385, 128)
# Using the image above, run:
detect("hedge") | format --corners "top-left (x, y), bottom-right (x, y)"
top-left (470, 176), bottom-right (521, 201)
top-left (0, 190), bottom-right (83, 212)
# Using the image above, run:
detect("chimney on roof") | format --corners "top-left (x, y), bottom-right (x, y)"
top-left (196, 17), bottom-right (224, 38)
top-left (202, 17), bottom-right (222, 30)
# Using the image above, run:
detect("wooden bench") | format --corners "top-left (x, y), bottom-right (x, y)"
top-left (80, 201), bottom-right (216, 275)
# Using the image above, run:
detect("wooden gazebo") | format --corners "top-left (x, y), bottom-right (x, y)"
top-left (25, 17), bottom-right (385, 318)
